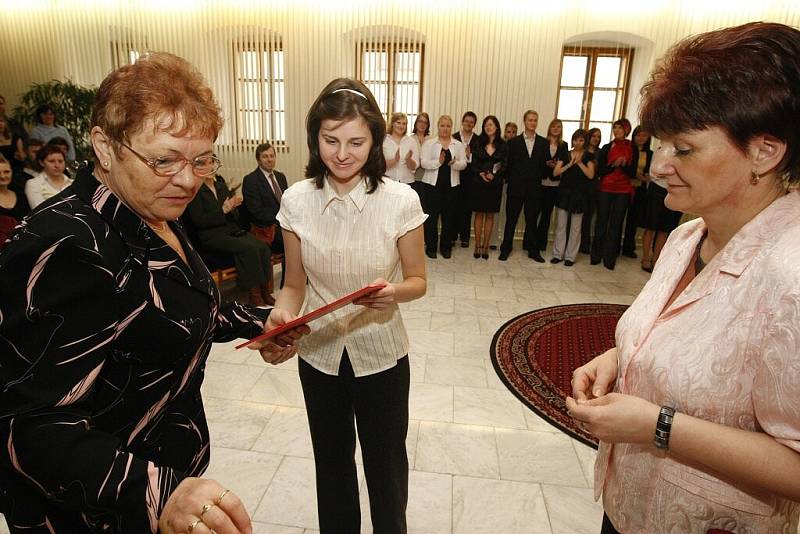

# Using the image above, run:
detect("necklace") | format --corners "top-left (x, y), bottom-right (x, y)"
top-left (694, 233), bottom-right (707, 274)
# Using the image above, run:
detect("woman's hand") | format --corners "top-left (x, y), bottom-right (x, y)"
top-left (249, 308), bottom-right (310, 365)
top-left (404, 150), bottom-right (416, 169)
top-left (159, 477), bottom-right (251, 534)
top-left (353, 278), bottom-right (396, 309)
top-left (222, 196), bottom-right (242, 214)
top-left (485, 172), bottom-right (494, 182)
top-left (571, 347), bottom-right (619, 401)
top-left (565, 393), bottom-right (660, 445)
top-left (546, 159), bottom-right (556, 168)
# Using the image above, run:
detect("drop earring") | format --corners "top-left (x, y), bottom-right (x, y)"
top-left (750, 169), bottom-right (760, 185)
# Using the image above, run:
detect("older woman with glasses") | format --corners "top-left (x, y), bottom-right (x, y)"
top-left (0, 52), bottom-right (296, 534)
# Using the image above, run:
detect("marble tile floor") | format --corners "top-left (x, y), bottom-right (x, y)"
top-left (0, 245), bottom-right (653, 534)
top-left (204, 246), bottom-right (649, 534)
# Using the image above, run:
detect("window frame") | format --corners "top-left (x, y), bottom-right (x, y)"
top-left (356, 41), bottom-right (425, 125)
top-left (555, 46), bottom-right (635, 136)
top-left (232, 39), bottom-right (286, 148)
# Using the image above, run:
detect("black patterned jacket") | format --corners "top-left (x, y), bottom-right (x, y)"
top-left (0, 171), bottom-right (269, 533)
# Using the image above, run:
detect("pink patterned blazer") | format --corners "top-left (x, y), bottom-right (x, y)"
top-left (596, 191), bottom-right (800, 533)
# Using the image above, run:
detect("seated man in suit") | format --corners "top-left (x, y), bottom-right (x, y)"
top-left (242, 142), bottom-right (288, 302)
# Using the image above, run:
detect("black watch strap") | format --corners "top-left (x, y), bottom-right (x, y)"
top-left (653, 405), bottom-right (676, 450)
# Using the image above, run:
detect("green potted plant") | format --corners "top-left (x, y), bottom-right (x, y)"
top-left (11, 79), bottom-right (97, 163)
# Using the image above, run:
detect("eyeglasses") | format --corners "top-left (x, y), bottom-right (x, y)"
top-left (119, 141), bottom-right (222, 177)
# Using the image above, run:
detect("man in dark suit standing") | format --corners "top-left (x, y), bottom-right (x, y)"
top-left (499, 110), bottom-right (548, 262)
top-left (453, 111), bottom-right (480, 249)
top-left (242, 142), bottom-right (288, 305)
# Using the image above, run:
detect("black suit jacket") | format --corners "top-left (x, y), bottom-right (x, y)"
top-left (453, 131), bottom-right (481, 179)
top-left (0, 172), bottom-right (268, 532)
top-left (505, 133), bottom-right (549, 198)
top-left (242, 168), bottom-right (288, 228)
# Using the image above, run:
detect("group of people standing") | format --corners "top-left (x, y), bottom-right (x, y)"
top-left (384, 107), bottom-right (683, 270)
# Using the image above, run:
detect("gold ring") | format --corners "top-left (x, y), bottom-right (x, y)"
top-left (200, 502), bottom-right (214, 518)
top-left (216, 488), bottom-right (230, 505)
top-left (188, 518), bottom-right (203, 532)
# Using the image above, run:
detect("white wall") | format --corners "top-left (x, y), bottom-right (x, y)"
top-left (1, 0), bottom-right (798, 186)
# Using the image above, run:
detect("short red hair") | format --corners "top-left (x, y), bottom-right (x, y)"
top-left (91, 52), bottom-right (223, 154)
top-left (640, 22), bottom-right (800, 184)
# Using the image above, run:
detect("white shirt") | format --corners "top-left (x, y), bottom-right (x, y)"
top-left (458, 130), bottom-right (474, 163)
top-left (524, 132), bottom-right (536, 157)
top-left (420, 137), bottom-right (467, 187)
top-left (277, 176), bottom-right (427, 377)
top-left (24, 173), bottom-right (74, 209)
top-left (382, 135), bottom-right (419, 184)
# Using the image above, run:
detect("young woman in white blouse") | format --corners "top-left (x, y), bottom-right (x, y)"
top-left (383, 112), bottom-right (419, 184)
top-left (420, 115), bottom-right (467, 258)
top-left (260, 78), bottom-right (427, 534)
top-left (24, 144), bottom-right (73, 209)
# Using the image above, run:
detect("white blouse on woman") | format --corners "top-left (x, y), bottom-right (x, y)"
top-left (277, 176), bottom-right (426, 377)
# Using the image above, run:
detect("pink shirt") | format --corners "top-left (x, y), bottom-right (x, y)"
top-left (596, 191), bottom-right (800, 533)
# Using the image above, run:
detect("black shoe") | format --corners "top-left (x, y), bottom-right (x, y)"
top-left (473, 249), bottom-right (480, 259)
top-left (550, 257), bottom-right (562, 264)
top-left (461, 241), bottom-right (469, 248)
top-left (489, 245), bottom-right (497, 250)
top-left (590, 258), bottom-right (601, 265)
top-left (604, 263), bottom-right (615, 271)
top-left (564, 260), bottom-right (574, 267)
top-left (498, 251), bottom-right (510, 261)
top-left (440, 249), bottom-right (452, 259)
top-left (622, 251), bottom-right (638, 259)
top-left (528, 251), bottom-right (545, 263)
top-left (426, 250), bottom-right (437, 259)
top-left (579, 247), bottom-right (590, 254)
top-left (482, 252), bottom-right (489, 260)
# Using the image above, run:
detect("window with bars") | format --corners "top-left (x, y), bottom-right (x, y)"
top-left (357, 42), bottom-right (424, 127)
top-left (556, 46), bottom-right (634, 145)
top-left (233, 40), bottom-right (285, 146)
top-left (110, 38), bottom-right (146, 69)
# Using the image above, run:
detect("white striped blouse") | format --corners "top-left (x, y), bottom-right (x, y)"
top-left (276, 176), bottom-right (427, 377)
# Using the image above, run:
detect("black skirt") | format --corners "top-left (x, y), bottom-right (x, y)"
top-left (640, 184), bottom-right (682, 232)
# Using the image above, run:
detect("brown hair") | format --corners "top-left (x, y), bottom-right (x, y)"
top-left (305, 78), bottom-right (386, 193)
top-left (413, 113), bottom-right (431, 136)
top-left (640, 21), bottom-right (800, 184)
top-left (91, 52), bottom-right (223, 158)
top-left (37, 144), bottom-right (65, 163)
top-left (255, 142), bottom-right (274, 161)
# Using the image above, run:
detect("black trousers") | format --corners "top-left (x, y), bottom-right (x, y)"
top-left (299, 353), bottom-right (410, 534)
top-left (536, 185), bottom-right (559, 251)
top-left (580, 187), bottom-right (598, 253)
top-left (601, 513), bottom-right (621, 534)
top-left (622, 184), bottom-right (646, 255)
top-left (422, 182), bottom-right (455, 254)
top-left (500, 192), bottom-right (541, 255)
top-left (591, 191), bottom-right (629, 268)
top-left (453, 177), bottom-right (473, 244)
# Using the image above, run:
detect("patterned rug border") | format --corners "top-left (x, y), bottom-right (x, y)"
top-left (490, 303), bottom-right (627, 450)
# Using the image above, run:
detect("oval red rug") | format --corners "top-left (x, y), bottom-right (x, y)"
top-left (490, 303), bottom-right (628, 449)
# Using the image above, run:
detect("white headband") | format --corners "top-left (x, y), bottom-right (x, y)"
top-left (331, 88), bottom-right (368, 100)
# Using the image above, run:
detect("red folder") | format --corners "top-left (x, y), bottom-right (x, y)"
top-left (235, 283), bottom-right (387, 349)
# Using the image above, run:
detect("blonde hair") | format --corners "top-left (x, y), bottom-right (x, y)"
top-left (388, 112), bottom-right (408, 135)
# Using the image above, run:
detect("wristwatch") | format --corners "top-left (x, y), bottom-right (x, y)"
top-left (653, 405), bottom-right (676, 450)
